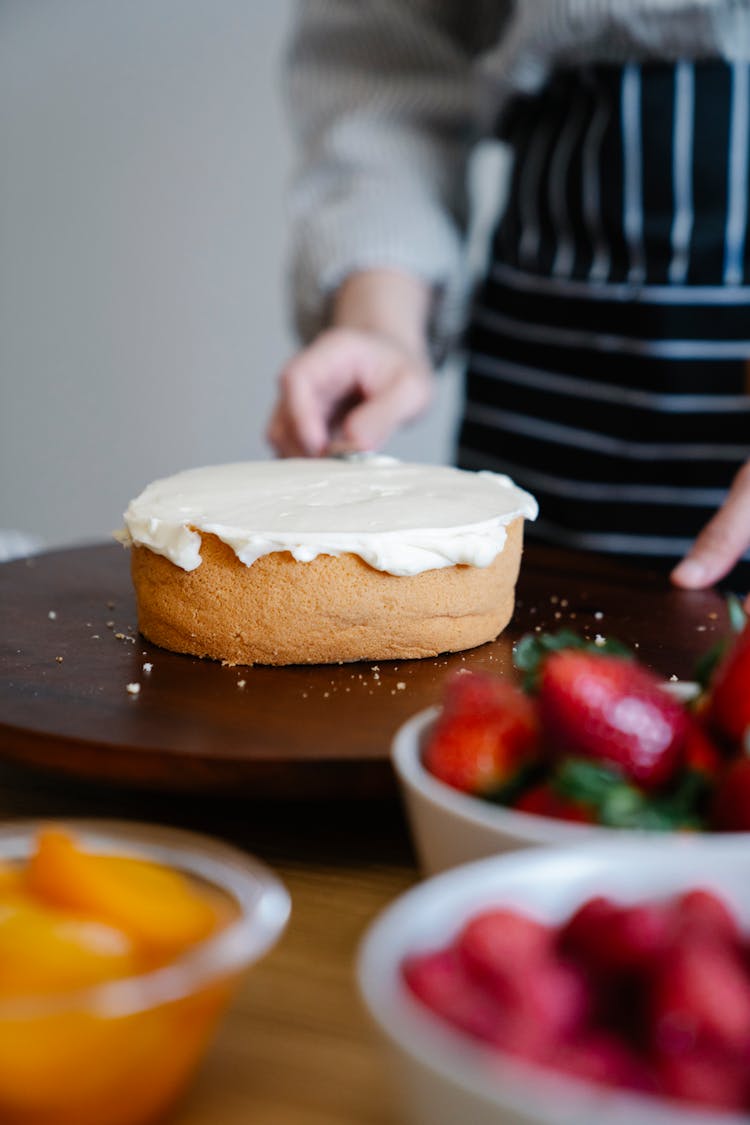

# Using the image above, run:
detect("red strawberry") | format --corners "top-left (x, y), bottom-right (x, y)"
top-left (424, 673), bottom-right (539, 796)
top-left (707, 620), bottom-right (750, 746)
top-left (682, 721), bottom-right (723, 779)
top-left (538, 651), bottom-right (688, 789)
top-left (513, 783), bottom-right (596, 824)
top-left (651, 939), bottom-right (750, 1056)
top-left (711, 757), bottom-right (750, 831)
top-left (402, 948), bottom-right (504, 1043)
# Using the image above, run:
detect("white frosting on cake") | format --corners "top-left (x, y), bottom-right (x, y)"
top-left (116, 458), bottom-right (538, 577)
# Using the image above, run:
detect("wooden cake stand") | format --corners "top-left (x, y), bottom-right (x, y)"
top-left (0, 542), bottom-right (729, 798)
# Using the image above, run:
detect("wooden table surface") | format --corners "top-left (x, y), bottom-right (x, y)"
top-left (0, 542), bottom-right (738, 1124)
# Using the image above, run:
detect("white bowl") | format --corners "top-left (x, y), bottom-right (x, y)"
top-left (392, 708), bottom-right (618, 874)
top-left (392, 683), bottom-right (720, 876)
top-left (357, 839), bottom-right (750, 1125)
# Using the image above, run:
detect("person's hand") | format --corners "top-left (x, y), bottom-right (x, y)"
top-left (267, 326), bottom-right (434, 456)
top-left (671, 460), bottom-right (750, 601)
top-left (267, 268), bottom-right (434, 456)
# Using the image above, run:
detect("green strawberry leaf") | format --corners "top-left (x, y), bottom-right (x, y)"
top-left (693, 595), bottom-right (747, 690)
top-left (552, 758), bottom-right (625, 805)
top-left (551, 758), bottom-right (707, 831)
top-left (694, 641), bottom-right (730, 692)
top-left (513, 630), bottom-right (633, 693)
top-left (727, 593), bottom-right (747, 634)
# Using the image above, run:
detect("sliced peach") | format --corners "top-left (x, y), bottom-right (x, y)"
top-left (27, 828), bottom-right (218, 959)
top-left (0, 899), bottom-right (135, 996)
top-left (0, 862), bottom-right (23, 897)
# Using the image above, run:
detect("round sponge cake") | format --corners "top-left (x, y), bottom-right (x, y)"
top-left (118, 459), bottom-right (537, 666)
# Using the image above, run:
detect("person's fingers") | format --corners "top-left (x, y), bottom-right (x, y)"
top-left (340, 366), bottom-right (433, 450)
top-left (266, 397), bottom-right (312, 457)
top-left (273, 331), bottom-right (373, 455)
top-left (269, 328), bottom-right (434, 457)
top-left (671, 462), bottom-right (750, 589)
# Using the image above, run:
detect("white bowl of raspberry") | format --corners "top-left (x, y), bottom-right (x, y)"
top-left (357, 839), bottom-right (750, 1125)
top-left (392, 628), bottom-right (750, 875)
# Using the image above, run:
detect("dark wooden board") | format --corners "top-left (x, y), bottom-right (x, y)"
top-left (0, 543), bottom-right (731, 797)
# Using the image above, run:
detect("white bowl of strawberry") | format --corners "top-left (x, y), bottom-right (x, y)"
top-left (357, 840), bottom-right (750, 1125)
top-left (392, 624), bottom-right (750, 874)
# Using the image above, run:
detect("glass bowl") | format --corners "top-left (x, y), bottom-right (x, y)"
top-left (0, 819), bottom-right (290, 1125)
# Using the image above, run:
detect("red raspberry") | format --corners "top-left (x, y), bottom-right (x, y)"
top-left (402, 948), bottom-right (504, 1044)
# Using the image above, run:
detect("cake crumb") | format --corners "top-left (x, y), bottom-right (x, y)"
top-left (594, 634), bottom-right (606, 646)
top-left (669, 674), bottom-right (679, 682)
top-left (708, 612), bottom-right (718, 620)
top-left (106, 621), bottom-right (115, 629)
top-left (143, 662), bottom-right (153, 673)
top-left (323, 692), bottom-right (329, 698)
top-left (550, 596), bottom-right (559, 604)
top-left (696, 625), bottom-right (707, 632)
top-left (55, 655), bottom-right (63, 663)
top-left (371, 665), bottom-right (380, 672)
top-left (594, 611), bottom-right (604, 620)
top-left (237, 679), bottom-right (246, 689)
top-left (48, 610), bottom-right (57, 620)
top-left (125, 682), bottom-right (140, 695)
top-left (396, 682), bottom-right (406, 690)
top-left (554, 611), bottom-right (562, 620)
top-left (560, 599), bottom-right (569, 608)
top-left (107, 600), bottom-right (115, 609)
top-left (91, 634), bottom-right (100, 640)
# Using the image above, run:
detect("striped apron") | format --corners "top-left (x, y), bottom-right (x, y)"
top-left (459, 60), bottom-right (750, 591)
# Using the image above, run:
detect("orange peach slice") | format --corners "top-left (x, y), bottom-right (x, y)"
top-left (0, 899), bottom-right (135, 996)
top-left (27, 829), bottom-right (218, 961)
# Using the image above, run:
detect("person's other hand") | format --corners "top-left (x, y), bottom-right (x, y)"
top-left (671, 460), bottom-right (750, 604)
top-left (266, 326), bottom-right (433, 456)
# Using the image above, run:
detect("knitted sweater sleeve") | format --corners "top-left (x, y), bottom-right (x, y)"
top-left (284, 0), bottom-right (508, 350)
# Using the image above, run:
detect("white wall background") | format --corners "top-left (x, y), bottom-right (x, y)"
top-left (0, 0), bottom-right (460, 552)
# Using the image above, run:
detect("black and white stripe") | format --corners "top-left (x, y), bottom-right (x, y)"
top-left (462, 61), bottom-right (750, 584)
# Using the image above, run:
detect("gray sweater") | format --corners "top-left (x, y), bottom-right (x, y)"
top-left (286, 0), bottom-right (750, 346)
